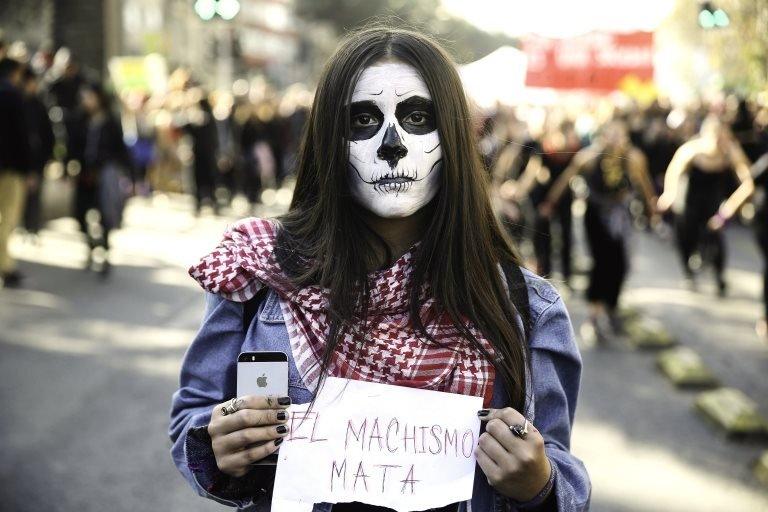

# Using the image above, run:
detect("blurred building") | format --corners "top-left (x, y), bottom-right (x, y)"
top-left (123, 0), bottom-right (313, 89)
top-left (1, 0), bottom-right (329, 89)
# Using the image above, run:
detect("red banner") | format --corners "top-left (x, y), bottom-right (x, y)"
top-left (523, 31), bottom-right (654, 91)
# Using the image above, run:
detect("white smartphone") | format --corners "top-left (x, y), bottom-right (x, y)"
top-left (237, 352), bottom-right (289, 466)
top-left (236, 351), bottom-right (289, 398)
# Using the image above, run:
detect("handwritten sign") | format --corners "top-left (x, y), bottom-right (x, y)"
top-left (272, 377), bottom-right (482, 512)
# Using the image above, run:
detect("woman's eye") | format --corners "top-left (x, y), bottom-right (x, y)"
top-left (405, 111), bottom-right (428, 125)
top-left (353, 114), bottom-right (377, 126)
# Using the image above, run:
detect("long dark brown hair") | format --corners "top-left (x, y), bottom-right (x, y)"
top-left (275, 26), bottom-right (530, 410)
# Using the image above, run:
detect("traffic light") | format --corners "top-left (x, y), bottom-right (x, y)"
top-left (698, 2), bottom-right (730, 29)
top-left (194, 0), bottom-right (240, 21)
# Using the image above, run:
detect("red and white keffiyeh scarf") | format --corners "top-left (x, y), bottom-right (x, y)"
top-left (189, 218), bottom-right (496, 405)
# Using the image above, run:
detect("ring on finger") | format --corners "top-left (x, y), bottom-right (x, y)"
top-left (510, 419), bottom-right (530, 439)
top-left (221, 397), bottom-right (240, 416)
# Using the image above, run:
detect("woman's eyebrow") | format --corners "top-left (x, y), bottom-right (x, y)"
top-left (349, 100), bottom-right (381, 111)
top-left (397, 96), bottom-right (433, 107)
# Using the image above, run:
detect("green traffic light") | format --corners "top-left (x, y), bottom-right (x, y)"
top-left (713, 8), bottom-right (729, 27)
top-left (217, 0), bottom-right (241, 20)
top-left (194, 0), bottom-right (217, 20)
top-left (698, 10), bottom-right (716, 29)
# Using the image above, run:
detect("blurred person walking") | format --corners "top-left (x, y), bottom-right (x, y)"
top-left (48, 50), bottom-right (88, 173)
top-left (21, 67), bottom-right (55, 236)
top-left (639, 107), bottom-right (680, 195)
top-left (514, 119), bottom-right (581, 284)
top-left (657, 116), bottom-right (753, 295)
top-left (709, 150), bottom-right (766, 340)
top-left (0, 58), bottom-right (32, 288)
top-left (541, 120), bottom-right (658, 343)
top-left (77, 84), bottom-right (131, 275)
top-left (183, 94), bottom-right (220, 216)
top-left (239, 103), bottom-right (277, 209)
top-left (491, 115), bottom-right (537, 245)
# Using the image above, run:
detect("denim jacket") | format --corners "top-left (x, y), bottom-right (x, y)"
top-left (169, 268), bottom-right (591, 511)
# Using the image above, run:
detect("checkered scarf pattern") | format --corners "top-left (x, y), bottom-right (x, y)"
top-left (189, 218), bottom-right (496, 405)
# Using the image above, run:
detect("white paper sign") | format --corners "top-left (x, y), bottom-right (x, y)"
top-left (272, 377), bottom-right (482, 512)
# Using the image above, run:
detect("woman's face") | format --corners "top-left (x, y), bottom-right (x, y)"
top-left (81, 89), bottom-right (99, 114)
top-left (346, 60), bottom-right (443, 218)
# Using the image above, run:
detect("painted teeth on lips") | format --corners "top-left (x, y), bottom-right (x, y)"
top-left (376, 175), bottom-right (414, 184)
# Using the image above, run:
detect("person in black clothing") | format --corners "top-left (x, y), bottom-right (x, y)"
top-left (491, 116), bottom-right (537, 245)
top-left (541, 120), bottom-right (658, 343)
top-left (657, 116), bottom-right (753, 295)
top-left (184, 95), bottom-right (220, 215)
top-left (49, 51), bottom-right (88, 173)
top-left (0, 57), bottom-right (32, 287)
top-left (710, 151), bottom-right (767, 340)
top-left (239, 103), bottom-right (275, 209)
top-left (730, 98), bottom-right (763, 163)
top-left (513, 120), bottom-right (581, 284)
top-left (21, 67), bottom-right (55, 235)
top-left (750, 156), bottom-right (768, 340)
top-left (78, 83), bottom-right (132, 274)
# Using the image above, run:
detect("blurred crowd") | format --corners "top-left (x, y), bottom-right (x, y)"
top-left (0, 37), bottom-right (311, 282)
top-left (0, 35), bottom-right (766, 342)
top-left (479, 95), bottom-right (767, 343)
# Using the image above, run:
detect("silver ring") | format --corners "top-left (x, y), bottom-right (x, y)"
top-left (221, 397), bottom-right (239, 416)
top-left (510, 419), bottom-right (529, 439)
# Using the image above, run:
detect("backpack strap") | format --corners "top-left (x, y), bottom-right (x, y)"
top-left (243, 286), bottom-right (270, 333)
top-left (500, 261), bottom-right (531, 342)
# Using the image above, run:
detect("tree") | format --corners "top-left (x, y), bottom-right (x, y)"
top-left (294, 0), bottom-right (518, 64)
top-left (663, 0), bottom-right (768, 95)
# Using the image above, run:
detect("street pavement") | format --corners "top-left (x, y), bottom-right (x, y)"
top-left (0, 194), bottom-right (766, 512)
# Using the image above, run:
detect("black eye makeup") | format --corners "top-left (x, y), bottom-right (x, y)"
top-left (349, 101), bottom-right (384, 141)
top-left (395, 96), bottom-right (436, 135)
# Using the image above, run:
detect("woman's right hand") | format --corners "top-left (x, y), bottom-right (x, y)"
top-left (656, 193), bottom-right (673, 213)
top-left (208, 395), bottom-right (291, 477)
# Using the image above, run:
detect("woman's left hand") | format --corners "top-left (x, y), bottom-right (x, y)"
top-left (475, 408), bottom-right (552, 502)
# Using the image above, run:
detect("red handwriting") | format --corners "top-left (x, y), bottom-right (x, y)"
top-left (288, 411), bottom-right (328, 443)
top-left (335, 416), bottom-right (473, 458)
top-left (331, 459), bottom-right (346, 492)
top-left (329, 459), bottom-right (418, 495)
top-left (444, 428), bottom-right (458, 457)
top-left (386, 418), bottom-right (399, 453)
top-left (353, 461), bottom-right (369, 492)
top-left (429, 425), bottom-right (442, 455)
top-left (461, 430), bottom-right (475, 458)
top-left (399, 465), bottom-right (419, 495)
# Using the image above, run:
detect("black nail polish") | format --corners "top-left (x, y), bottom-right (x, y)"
top-left (278, 396), bottom-right (291, 406)
top-left (276, 425), bottom-right (288, 434)
top-left (477, 409), bottom-right (491, 417)
top-left (277, 411), bottom-right (287, 421)
top-left (274, 437), bottom-right (283, 446)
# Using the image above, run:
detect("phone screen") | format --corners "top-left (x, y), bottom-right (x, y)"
top-left (236, 352), bottom-right (289, 398)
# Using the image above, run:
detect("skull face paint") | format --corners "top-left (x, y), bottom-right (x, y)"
top-left (347, 61), bottom-right (442, 218)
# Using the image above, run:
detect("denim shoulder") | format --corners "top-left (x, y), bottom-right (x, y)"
top-left (520, 267), bottom-right (561, 325)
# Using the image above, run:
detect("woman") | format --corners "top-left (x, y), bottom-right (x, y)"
top-left (170, 27), bottom-right (589, 511)
top-left (514, 118), bottom-right (582, 284)
top-left (76, 84), bottom-right (131, 275)
top-left (708, 151), bottom-right (764, 340)
top-left (183, 94), bottom-right (220, 216)
top-left (540, 120), bottom-right (657, 343)
top-left (657, 116), bottom-right (753, 295)
top-left (490, 113), bottom-right (537, 245)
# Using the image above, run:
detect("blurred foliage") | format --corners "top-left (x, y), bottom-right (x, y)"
top-left (665, 0), bottom-right (768, 95)
top-left (722, 0), bottom-right (768, 94)
top-left (294, 0), bottom-right (518, 64)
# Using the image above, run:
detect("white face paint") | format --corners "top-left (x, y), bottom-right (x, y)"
top-left (347, 61), bottom-right (442, 218)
